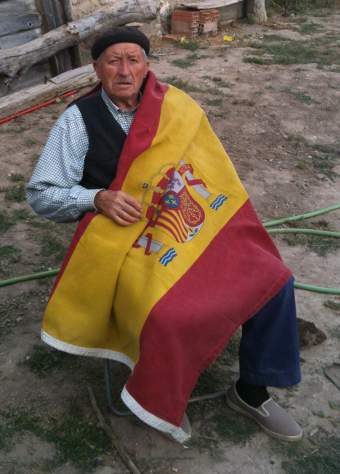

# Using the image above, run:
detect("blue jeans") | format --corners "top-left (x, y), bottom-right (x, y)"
top-left (239, 277), bottom-right (301, 387)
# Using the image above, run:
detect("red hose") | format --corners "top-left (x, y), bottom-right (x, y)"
top-left (0, 89), bottom-right (78, 125)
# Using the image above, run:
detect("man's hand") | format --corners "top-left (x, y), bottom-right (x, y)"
top-left (94, 190), bottom-right (142, 226)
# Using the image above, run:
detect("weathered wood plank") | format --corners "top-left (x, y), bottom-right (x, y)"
top-left (0, 28), bottom-right (41, 50)
top-left (219, 2), bottom-right (244, 24)
top-left (0, 0), bottom-right (35, 15)
top-left (37, 0), bottom-right (73, 75)
top-left (180, 0), bottom-right (243, 8)
top-left (0, 0), bottom-right (157, 78)
top-left (0, 63), bottom-right (51, 98)
top-left (0, 14), bottom-right (41, 37)
top-left (48, 63), bottom-right (93, 83)
top-left (61, 0), bottom-right (82, 68)
top-left (0, 64), bottom-right (97, 118)
top-left (62, 0), bottom-right (74, 22)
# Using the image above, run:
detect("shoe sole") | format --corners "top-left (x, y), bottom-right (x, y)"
top-left (226, 395), bottom-right (303, 442)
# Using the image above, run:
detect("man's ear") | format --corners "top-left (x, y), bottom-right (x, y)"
top-left (93, 61), bottom-right (99, 77)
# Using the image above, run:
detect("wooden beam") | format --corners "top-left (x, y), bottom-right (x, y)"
top-left (37, 0), bottom-right (73, 75)
top-left (0, 1), bottom-right (157, 79)
top-left (60, 0), bottom-right (82, 68)
top-left (0, 64), bottom-right (97, 119)
top-left (0, 28), bottom-right (41, 49)
top-left (0, 13), bottom-right (41, 37)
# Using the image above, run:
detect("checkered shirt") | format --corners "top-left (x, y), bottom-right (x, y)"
top-left (26, 88), bottom-right (136, 222)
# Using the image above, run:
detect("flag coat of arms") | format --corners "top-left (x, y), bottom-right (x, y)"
top-left (41, 71), bottom-right (292, 442)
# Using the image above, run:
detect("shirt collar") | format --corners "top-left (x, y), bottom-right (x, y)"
top-left (101, 88), bottom-right (140, 113)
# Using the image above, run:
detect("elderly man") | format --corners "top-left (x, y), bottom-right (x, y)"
top-left (27, 27), bottom-right (302, 443)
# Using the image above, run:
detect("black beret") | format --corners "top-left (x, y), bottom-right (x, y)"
top-left (91, 27), bottom-right (150, 60)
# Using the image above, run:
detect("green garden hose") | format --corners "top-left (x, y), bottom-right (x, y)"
top-left (1, 204), bottom-right (339, 294)
top-left (267, 228), bottom-right (340, 238)
top-left (294, 282), bottom-right (340, 295)
top-left (263, 203), bottom-right (340, 228)
top-left (0, 269), bottom-right (59, 288)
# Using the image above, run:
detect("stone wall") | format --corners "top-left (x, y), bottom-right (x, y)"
top-left (70, 0), bottom-right (116, 20)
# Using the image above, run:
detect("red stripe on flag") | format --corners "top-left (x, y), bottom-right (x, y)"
top-left (126, 200), bottom-right (292, 426)
top-left (160, 210), bottom-right (187, 240)
top-left (49, 72), bottom-right (168, 296)
top-left (157, 221), bottom-right (183, 242)
top-left (158, 214), bottom-right (187, 242)
top-left (109, 72), bottom-right (168, 191)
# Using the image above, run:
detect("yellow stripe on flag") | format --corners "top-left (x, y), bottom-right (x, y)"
top-left (43, 84), bottom-right (248, 364)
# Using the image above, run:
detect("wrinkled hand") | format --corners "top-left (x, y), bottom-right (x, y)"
top-left (94, 190), bottom-right (142, 226)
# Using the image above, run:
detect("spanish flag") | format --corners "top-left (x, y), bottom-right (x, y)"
top-left (41, 71), bottom-right (291, 442)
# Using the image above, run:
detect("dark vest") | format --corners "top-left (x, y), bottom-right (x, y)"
top-left (74, 92), bottom-right (127, 189)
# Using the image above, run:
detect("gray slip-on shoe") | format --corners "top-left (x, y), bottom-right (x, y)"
top-left (226, 383), bottom-right (303, 442)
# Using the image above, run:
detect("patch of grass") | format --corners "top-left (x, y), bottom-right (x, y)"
top-left (0, 408), bottom-right (41, 450)
top-left (10, 124), bottom-right (29, 133)
top-left (218, 332), bottom-right (240, 367)
top-left (0, 211), bottom-right (14, 233)
top-left (0, 245), bottom-right (21, 274)
top-left (212, 112), bottom-right (225, 119)
top-left (40, 234), bottom-right (67, 264)
top-left (45, 407), bottom-right (111, 470)
top-left (299, 21), bottom-right (323, 34)
top-left (330, 326), bottom-right (340, 339)
top-left (329, 400), bottom-right (340, 412)
top-left (211, 77), bottom-right (231, 88)
top-left (280, 434), bottom-right (340, 474)
top-left (0, 245), bottom-right (20, 258)
top-left (208, 87), bottom-right (225, 96)
top-left (0, 405), bottom-right (112, 471)
top-left (211, 402), bottom-right (258, 444)
top-left (311, 149), bottom-right (339, 181)
top-left (189, 398), bottom-right (258, 452)
top-left (244, 56), bottom-right (270, 65)
top-left (0, 289), bottom-right (47, 338)
top-left (289, 135), bottom-right (339, 181)
top-left (188, 400), bottom-right (258, 457)
top-left (22, 344), bottom-right (76, 377)
top-left (11, 208), bottom-right (31, 222)
top-left (205, 98), bottom-right (221, 106)
top-left (267, 0), bottom-right (336, 16)
top-left (164, 76), bottom-right (202, 93)
top-left (24, 136), bottom-right (40, 146)
top-left (232, 98), bottom-right (256, 107)
top-left (290, 91), bottom-right (315, 104)
top-left (5, 183), bottom-right (26, 203)
top-left (171, 53), bottom-right (199, 68)
top-left (177, 39), bottom-right (200, 51)
top-left (282, 220), bottom-right (340, 256)
top-left (323, 300), bottom-right (340, 313)
top-left (245, 34), bottom-right (340, 67)
top-left (0, 209), bottom-right (31, 234)
top-left (192, 368), bottom-right (225, 399)
top-left (245, 15), bottom-right (256, 24)
top-left (282, 220), bottom-right (339, 255)
top-left (8, 173), bottom-right (25, 183)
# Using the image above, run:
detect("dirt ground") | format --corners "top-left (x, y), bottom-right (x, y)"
top-left (0, 7), bottom-right (340, 474)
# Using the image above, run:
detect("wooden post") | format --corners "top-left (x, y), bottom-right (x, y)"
top-left (60, 0), bottom-right (82, 68)
top-left (36, 0), bottom-right (73, 75)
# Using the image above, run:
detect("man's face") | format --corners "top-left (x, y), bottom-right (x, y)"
top-left (93, 42), bottom-right (149, 103)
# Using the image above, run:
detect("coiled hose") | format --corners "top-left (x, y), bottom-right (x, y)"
top-left (0, 204), bottom-right (339, 294)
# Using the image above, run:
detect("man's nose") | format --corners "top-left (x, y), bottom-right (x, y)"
top-left (118, 59), bottom-right (130, 76)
